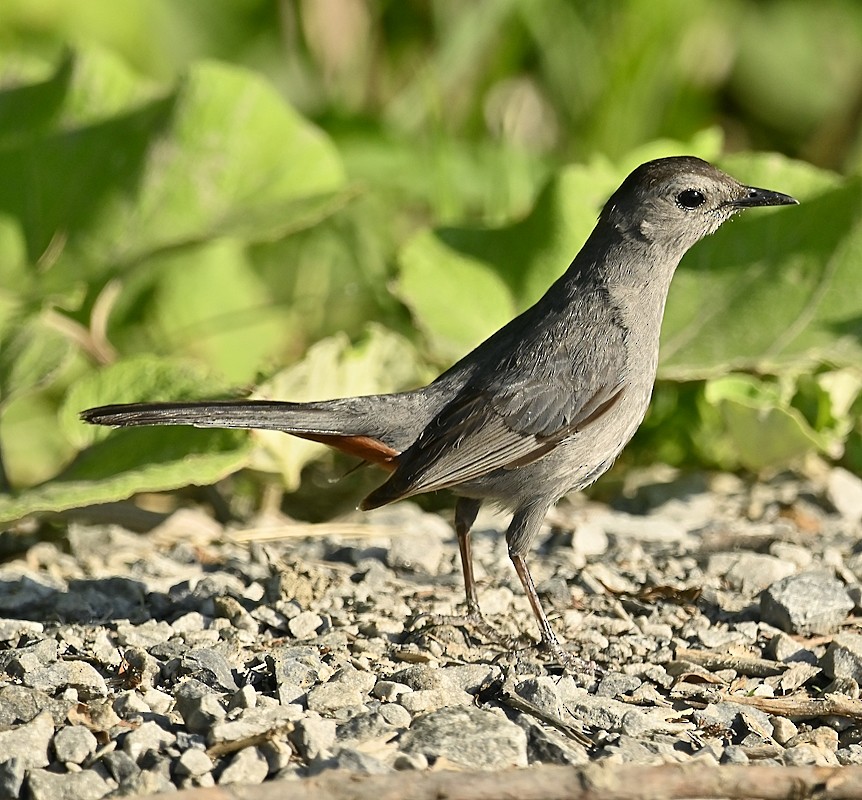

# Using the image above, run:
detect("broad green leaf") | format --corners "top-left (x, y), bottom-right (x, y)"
top-left (0, 49), bottom-right (348, 294)
top-left (699, 374), bottom-right (824, 471)
top-left (0, 427), bottom-right (251, 526)
top-left (249, 325), bottom-right (428, 489)
top-left (106, 240), bottom-right (295, 385)
top-left (0, 313), bottom-right (72, 407)
top-left (60, 354), bottom-right (231, 449)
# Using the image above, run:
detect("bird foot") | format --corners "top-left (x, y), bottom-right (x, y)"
top-left (540, 638), bottom-right (603, 676)
top-left (411, 610), bottom-right (518, 648)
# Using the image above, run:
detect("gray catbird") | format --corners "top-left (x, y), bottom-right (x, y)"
top-left (82, 156), bottom-right (796, 667)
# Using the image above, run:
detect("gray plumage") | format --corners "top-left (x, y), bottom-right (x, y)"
top-left (83, 156), bottom-right (797, 666)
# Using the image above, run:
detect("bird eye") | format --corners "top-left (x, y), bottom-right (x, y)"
top-left (676, 189), bottom-right (706, 210)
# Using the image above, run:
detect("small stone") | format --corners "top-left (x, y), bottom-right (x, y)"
top-left (208, 705), bottom-right (303, 747)
top-left (0, 710), bottom-right (53, 769)
top-left (722, 746), bottom-right (750, 764)
top-left (724, 554), bottom-right (796, 597)
top-left (389, 665), bottom-right (453, 691)
top-left (174, 679), bottom-right (227, 734)
top-left (398, 688), bottom-right (472, 712)
top-left (122, 720), bottom-right (176, 763)
top-left (228, 684), bottom-right (257, 711)
top-left (113, 690), bottom-right (151, 718)
top-left (290, 718), bottom-right (336, 760)
top-left (115, 619), bottom-right (174, 648)
top-left (400, 706), bottom-right (527, 769)
top-left (379, 703), bottom-right (412, 728)
top-left (822, 633), bottom-right (862, 682)
top-left (387, 529), bottom-right (445, 575)
top-left (783, 744), bottom-right (831, 766)
top-left (213, 595), bottom-right (259, 632)
top-left (313, 746), bottom-right (391, 775)
top-left (517, 716), bottom-right (589, 766)
top-left (173, 648), bottom-right (239, 693)
top-left (27, 768), bottom-right (111, 800)
top-left (372, 680), bottom-right (413, 701)
top-left (0, 758), bottom-right (24, 798)
top-left (597, 672), bottom-right (642, 698)
top-left (765, 632), bottom-right (818, 664)
top-left (23, 661), bottom-right (108, 699)
top-left (837, 745), bottom-right (862, 765)
top-left (288, 611), bottom-right (323, 640)
top-left (53, 725), bottom-right (98, 764)
top-left (761, 572), bottom-right (853, 635)
top-left (219, 746), bottom-right (269, 785)
top-left (306, 667), bottom-right (376, 714)
top-left (827, 467), bottom-right (862, 521)
top-left (100, 750), bottom-right (139, 785)
top-left (175, 747), bottom-right (214, 778)
top-left (770, 716), bottom-right (799, 745)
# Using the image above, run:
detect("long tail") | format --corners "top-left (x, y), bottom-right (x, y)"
top-left (81, 399), bottom-right (404, 468)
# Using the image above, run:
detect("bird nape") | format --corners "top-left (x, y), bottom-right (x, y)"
top-left (82, 156), bottom-right (797, 671)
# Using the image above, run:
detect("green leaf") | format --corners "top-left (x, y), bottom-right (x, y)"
top-left (699, 374), bottom-right (825, 471)
top-left (0, 49), bottom-right (349, 294)
top-left (248, 325), bottom-right (429, 489)
top-left (0, 427), bottom-right (251, 526)
top-left (60, 353), bottom-right (231, 448)
top-left (0, 313), bottom-right (72, 407)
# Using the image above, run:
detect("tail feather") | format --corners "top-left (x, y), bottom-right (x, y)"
top-left (81, 400), bottom-right (353, 435)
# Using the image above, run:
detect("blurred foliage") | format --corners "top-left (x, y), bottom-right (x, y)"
top-left (0, 1), bottom-right (861, 524)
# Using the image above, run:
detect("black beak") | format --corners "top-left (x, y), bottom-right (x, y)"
top-left (732, 186), bottom-right (798, 208)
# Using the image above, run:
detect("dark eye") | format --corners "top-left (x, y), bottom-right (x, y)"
top-left (676, 189), bottom-right (706, 209)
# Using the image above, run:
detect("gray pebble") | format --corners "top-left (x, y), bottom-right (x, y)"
top-left (722, 745), bottom-right (750, 764)
top-left (827, 467), bottom-right (862, 521)
top-left (837, 745), bottom-right (862, 765)
top-left (208, 705), bottom-right (303, 747)
top-left (174, 679), bottom-right (227, 733)
top-left (307, 667), bottom-right (376, 714)
top-left (387, 529), bottom-right (445, 575)
top-left (398, 688), bottom-right (472, 712)
top-left (516, 716), bottom-right (589, 766)
top-left (100, 750), bottom-right (139, 785)
top-left (822, 632), bottom-right (862, 682)
top-left (0, 758), bottom-right (24, 798)
top-left (228, 684), bottom-right (257, 711)
top-left (312, 746), bottom-right (391, 775)
top-left (769, 716), bottom-right (798, 745)
top-left (53, 725), bottom-right (98, 764)
top-left (219, 746), bottom-right (269, 785)
top-left (213, 595), bottom-right (259, 632)
top-left (400, 706), bottom-right (527, 769)
top-left (27, 768), bottom-right (111, 800)
top-left (290, 718), bottom-right (337, 760)
top-left (23, 661), bottom-right (108, 700)
top-left (765, 631), bottom-right (818, 664)
top-left (597, 672), bottom-right (642, 698)
top-left (372, 680), bottom-right (412, 701)
top-left (0, 710), bottom-right (53, 769)
top-left (123, 720), bottom-right (176, 763)
top-left (289, 610), bottom-right (324, 639)
top-left (760, 572), bottom-right (852, 635)
top-left (174, 747), bottom-right (214, 778)
top-left (379, 703), bottom-right (412, 729)
top-left (389, 664), bottom-right (453, 691)
top-left (724, 554), bottom-right (795, 597)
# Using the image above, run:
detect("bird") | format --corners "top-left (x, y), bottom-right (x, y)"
top-left (82, 156), bottom-right (797, 668)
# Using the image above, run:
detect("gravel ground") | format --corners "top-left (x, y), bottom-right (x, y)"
top-left (2, 465), bottom-right (862, 797)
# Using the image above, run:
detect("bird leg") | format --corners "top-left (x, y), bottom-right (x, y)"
top-left (412, 497), bottom-right (504, 643)
top-left (507, 505), bottom-right (596, 673)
